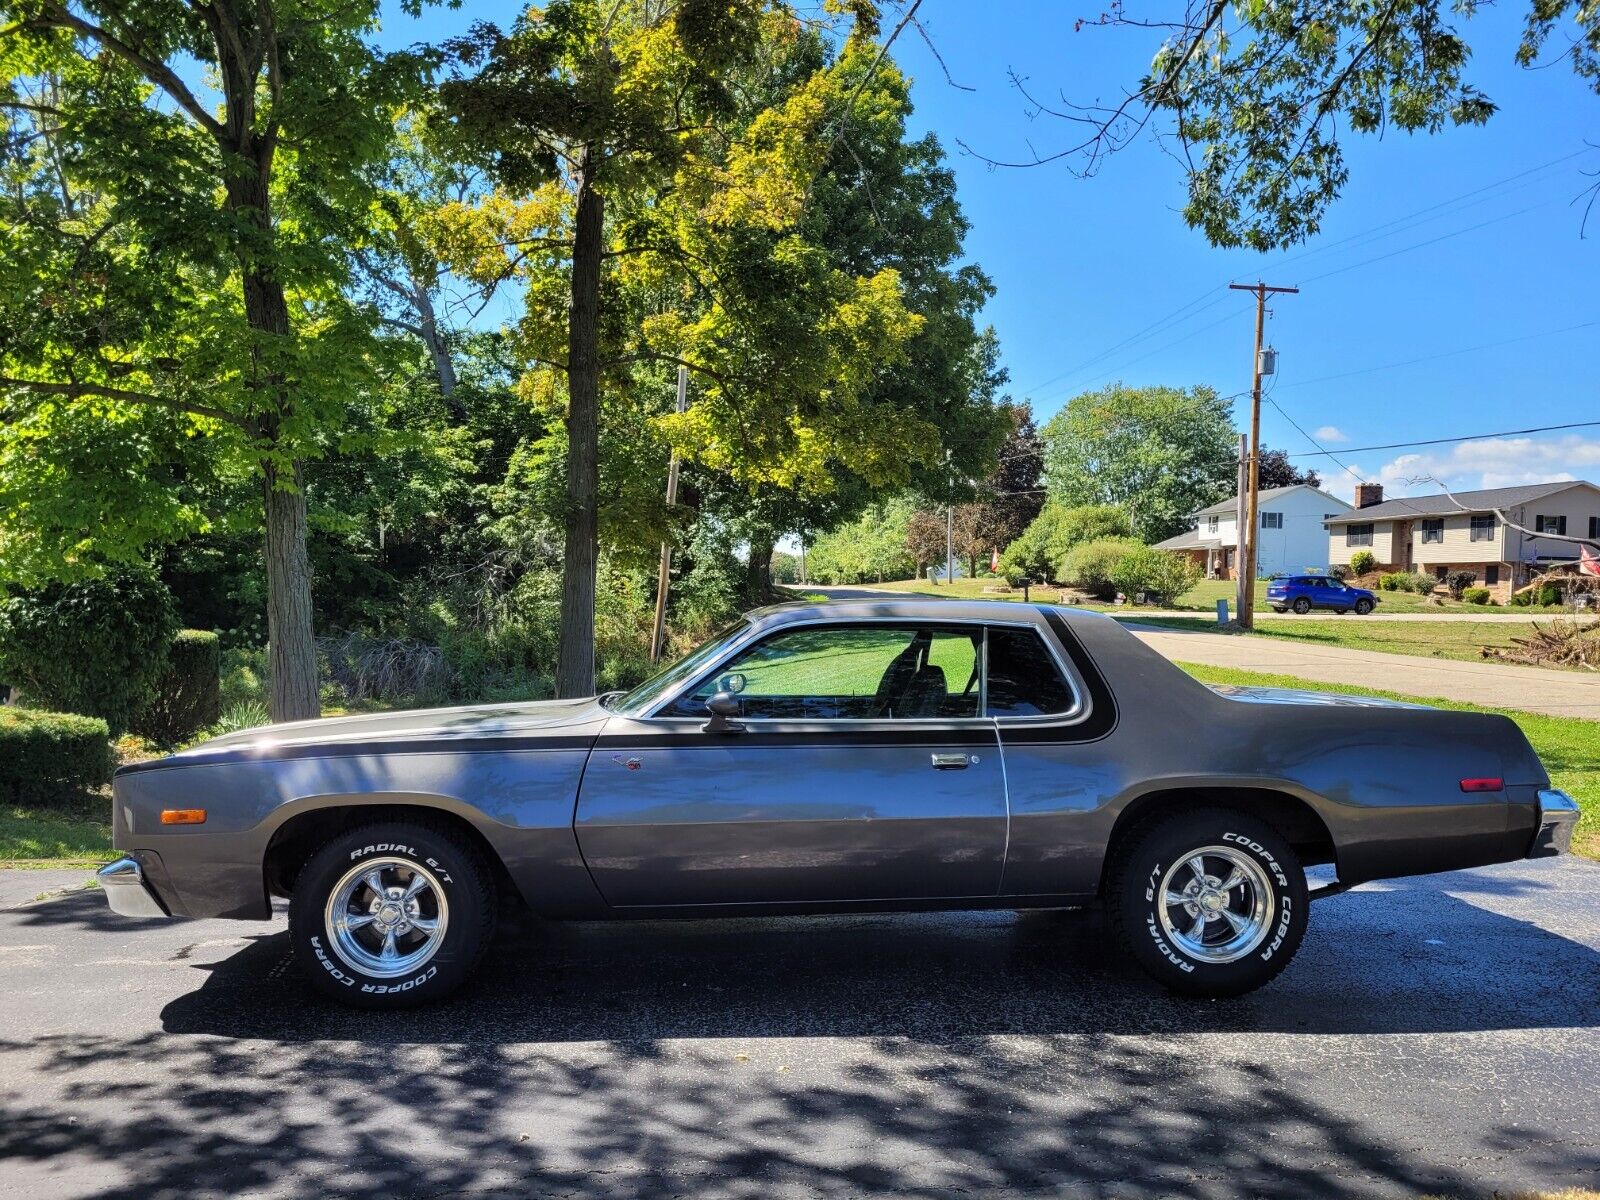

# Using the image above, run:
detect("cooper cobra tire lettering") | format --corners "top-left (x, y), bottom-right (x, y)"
top-left (360, 966), bottom-right (438, 995)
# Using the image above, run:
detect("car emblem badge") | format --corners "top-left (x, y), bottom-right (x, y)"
top-left (612, 755), bottom-right (642, 771)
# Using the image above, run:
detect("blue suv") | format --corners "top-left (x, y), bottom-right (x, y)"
top-left (1265, 574), bottom-right (1378, 615)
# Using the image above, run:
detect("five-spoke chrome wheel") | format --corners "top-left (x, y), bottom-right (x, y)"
top-left (324, 858), bottom-right (450, 979)
top-left (1156, 845), bottom-right (1274, 964)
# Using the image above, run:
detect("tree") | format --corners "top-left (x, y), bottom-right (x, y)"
top-left (982, 0), bottom-right (1596, 248)
top-left (1257, 448), bottom-right (1322, 491)
top-left (437, 4), bottom-right (944, 694)
top-left (1042, 384), bottom-right (1236, 543)
top-left (905, 508), bottom-right (947, 581)
top-left (1000, 502), bottom-right (1133, 582)
top-left (976, 400), bottom-right (1045, 552)
top-left (0, 2), bottom-right (432, 720)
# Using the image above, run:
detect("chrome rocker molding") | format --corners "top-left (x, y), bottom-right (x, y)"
top-left (97, 856), bottom-right (169, 918)
top-left (1530, 789), bottom-right (1580, 859)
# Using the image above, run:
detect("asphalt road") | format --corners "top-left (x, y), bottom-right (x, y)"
top-left (3, 859), bottom-right (1598, 1200)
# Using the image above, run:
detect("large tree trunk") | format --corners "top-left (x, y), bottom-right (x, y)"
top-left (556, 155), bottom-right (604, 699)
top-left (227, 157), bottom-right (321, 723)
top-left (262, 459), bottom-right (320, 721)
top-left (410, 273), bottom-right (463, 418)
top-left (746, 535), bottom-right (776, 599)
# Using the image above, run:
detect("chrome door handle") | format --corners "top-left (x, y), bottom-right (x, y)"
top-left (931, 752), bottom-right (973, 770)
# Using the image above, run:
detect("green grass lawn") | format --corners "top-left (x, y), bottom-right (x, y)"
top-left (1178, 662), bottom-right (1599, 860)
top-left (1139, 615), bottom-right (1585, 667)
top-left (1, 789), bottom-right (113, 865)
top-left (828, 576), bottom-right (1570, 616)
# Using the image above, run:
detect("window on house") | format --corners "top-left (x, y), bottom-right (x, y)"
top-left (1485, 564), bottom-right (1500, 586)
top-left (1470, 514), bottom-right (1497, 541)
top-left (1421, 519), bottom-right (1444, 543)
top-left (1261, 512), bottom-right (1283, 529)
top-left (1206, 515), bottom-right (1219, 534)
top-left (1346, 523), bottom-right (1373, 547)
top-left (1590, 516), bottom-right (1600, 540)
top-left (1535, 514), bottom-right (1567, 536)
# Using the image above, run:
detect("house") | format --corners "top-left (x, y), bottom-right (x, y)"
top-left (1325, 481), bottom-right (1600, 601)
top-left (1154, 484), bottom-right (1354, 580)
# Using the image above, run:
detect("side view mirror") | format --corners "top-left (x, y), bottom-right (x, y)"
top-left (702, 690), bottom-right (744, 734)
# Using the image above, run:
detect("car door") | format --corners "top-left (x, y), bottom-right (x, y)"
top-left (574, 620), bottom-right (1007, 907)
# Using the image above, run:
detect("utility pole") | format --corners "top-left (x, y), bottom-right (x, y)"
top-left (1234, 433), bottom-right (1248, 622)
top-left (1227, 281), bottom-right (1298, 630)
top-left (650, 366), bottom-right (689, 663)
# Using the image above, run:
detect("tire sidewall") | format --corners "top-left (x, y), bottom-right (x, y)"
top-left (1355, 598), bottom-right (1373, 615)
top-left (289, 823), bottom-right (487, 1007)
top-left (1292, 597), bottom-right (1311, 614)
top-left (1119, 814), bottom-right (1308, 996)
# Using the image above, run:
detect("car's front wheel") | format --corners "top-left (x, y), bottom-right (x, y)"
top-left (1107, 808), bottom-right (1308, 997)
top-left (1354, 598), bottom-right (1374, 615)
top-left (289, 818), bottom-right (496, 1008)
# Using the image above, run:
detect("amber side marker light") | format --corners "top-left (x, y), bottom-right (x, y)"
top-left (1459, 778), bottom-right (1504, 793)
top-left (160, 809), bottom-right (207, 825)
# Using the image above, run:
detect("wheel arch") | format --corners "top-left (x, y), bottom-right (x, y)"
top-left (1098, 783), bottom-right (1339, 895)
top-left (262, 794), bottom-right (518, 908)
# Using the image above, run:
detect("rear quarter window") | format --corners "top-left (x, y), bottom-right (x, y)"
top-left (986, 627), bottom-right (1076, 717)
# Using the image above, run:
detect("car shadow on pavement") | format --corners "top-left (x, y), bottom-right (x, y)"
top-left (2, 880), bottom-right (1596, 1199)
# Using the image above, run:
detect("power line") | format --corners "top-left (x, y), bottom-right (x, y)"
top-left (1285, 419), bottom-right (1600, 459)
top-left (1273, 320), bottom-right (1600, 390)
top-left (1298, 199), bottom-right (1558, 285)
top-left (1016, 288), bottom-right (1226, 395)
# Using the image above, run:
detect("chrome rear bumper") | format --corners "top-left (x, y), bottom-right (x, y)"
top-left (97, 856), bottom-right (169, 918)
top-left (1528, 789), bottom-right (1580, 859)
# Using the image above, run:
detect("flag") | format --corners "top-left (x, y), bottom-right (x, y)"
top-left (1581, 543), bottom-right (1600, 578)
top-left (990, 548), bottom-right (1000, 573)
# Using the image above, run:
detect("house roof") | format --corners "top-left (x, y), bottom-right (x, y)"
top-left (1153, 528), bottom-right (1219, 551)
top-left (1192, 483), bottom-right (1353, 518)
top-left (1324, 480), bottom-right (1594, 524)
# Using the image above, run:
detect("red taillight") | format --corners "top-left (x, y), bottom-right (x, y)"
top-left (1459, 778), bottom-right (1503, 793)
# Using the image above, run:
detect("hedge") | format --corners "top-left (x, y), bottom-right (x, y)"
top-left (133, 630), bottom-right (222, 746)
top-left (0, 707), bottom-right (114, 801)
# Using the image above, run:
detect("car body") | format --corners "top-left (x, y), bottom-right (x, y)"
top-left (99, 599), bottom-right (1579, 1005)
top-left (1266, 574), bottom-right (1379, 615)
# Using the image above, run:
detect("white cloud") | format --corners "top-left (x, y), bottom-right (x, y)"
top-left (1312, 425), bottom-right (1348, 443)
top-left (1316, 435), bottom-right (1600, 504)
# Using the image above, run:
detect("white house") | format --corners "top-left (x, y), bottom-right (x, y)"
top-left (1154, 484), bottom-right (1353, 580)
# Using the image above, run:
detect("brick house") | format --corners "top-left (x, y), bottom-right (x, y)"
top-left (1324, 480), bottom-right (1600, 601)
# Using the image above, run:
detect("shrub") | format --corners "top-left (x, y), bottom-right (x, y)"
top-left (1061, 537), bottom-right (1142, 600)
top-left (0, 707), bottom-right (113, 802)
top-left (1445, 570), bottom-right (1477, 600)
top-left (212, 700), bottom-right (271, 736)
top-left (132, 630), bottom-right (222, 746)
top-left (1377, 572), bottom-right (1405, 591)
top-left (1463, 587), bottom-right (1491, 605)
top-left (1536, 582), bottom-right (1562, 607)
top-left (1348, 550), bottom-right (1376, 576)
top-left (1328, 565), bottom-right (1349, 581)
top-left (1403, 572), bottom-right (1437, 594)
top-left (1509, 589), bottom-right (1533, 608)
top-left (1000, 503), bottom-right (1132, 583)
top-left (1109, 544), bottom-right (1203, 605)
top-left (0, 564), bottom-right (178, 736)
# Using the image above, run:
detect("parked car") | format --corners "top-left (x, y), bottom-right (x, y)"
top-left (99, 600), bottom-right (1578, 1008)
top-left (1267, 574), bottom-right (1378, 615)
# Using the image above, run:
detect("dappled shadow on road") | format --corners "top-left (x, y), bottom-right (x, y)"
top-left (4, 868), bottom-right (1597, 1198)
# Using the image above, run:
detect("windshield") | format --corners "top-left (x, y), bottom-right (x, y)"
top-left (609, 620), bottom-right (751, 716)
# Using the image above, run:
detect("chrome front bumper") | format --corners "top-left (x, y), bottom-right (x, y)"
top-left (97, 856), bottom-right (170, 918)
top-left (1529, 789), bottom-right (1580, 859)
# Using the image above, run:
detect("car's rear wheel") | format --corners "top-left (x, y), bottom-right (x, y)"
top-left (1291, 597), bottom-right (1312, 614)
top-left (1354, 598), bottom-right (1374, 615)
top-left (1107, 808), bottom-right (1308, 997)
top-left (289, 818), bottom-right (495, 1008)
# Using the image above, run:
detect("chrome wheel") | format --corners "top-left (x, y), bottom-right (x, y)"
top-left (324, 858), bottom-right (449, 979)
top-left (1156, 846), bottom-right (1274, 964)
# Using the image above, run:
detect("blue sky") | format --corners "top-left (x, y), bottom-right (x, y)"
top-left (382, 2), bottom-right (1598, 503)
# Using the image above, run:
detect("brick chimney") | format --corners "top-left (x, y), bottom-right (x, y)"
top-left (1355, 483), bottom-right (1385, 509)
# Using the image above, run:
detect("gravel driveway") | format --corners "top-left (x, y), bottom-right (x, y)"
top-left (2, 859), bottom-right (1597, 1199)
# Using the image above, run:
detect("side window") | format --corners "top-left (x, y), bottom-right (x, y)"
top-left (986, 627), bottom-right (1076, 718)
top-left (666, 625), bottom-right (981, 720)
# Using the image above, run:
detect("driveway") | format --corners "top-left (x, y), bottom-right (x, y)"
top-left (2, 860), bottom-right (1597, 1199)
top-left (1130, 623), bottom-right (1600, 719)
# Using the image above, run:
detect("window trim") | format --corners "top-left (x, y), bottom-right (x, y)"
top-left (1535, 514), bottom-right (1567, 536)
top-left (1420, 518), bottom-right (1444, 544)
top-left (1346, 523), bottom-right (1374, 547)
top-left (1206, 515), bottom-right (1219, 534)
top-left (1260, 511), bottom-right (1283, 530)
top-left (1469, 513), bottom-right (1497, 542)
top-left (641, 614), bottom-right (1089, 729)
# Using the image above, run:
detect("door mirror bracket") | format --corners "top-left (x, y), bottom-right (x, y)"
top-left (702, 691), bottom-right (744, 734)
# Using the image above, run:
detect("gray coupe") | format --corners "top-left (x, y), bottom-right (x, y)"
top-left (100, 599), bottom-right (1580, 1007)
